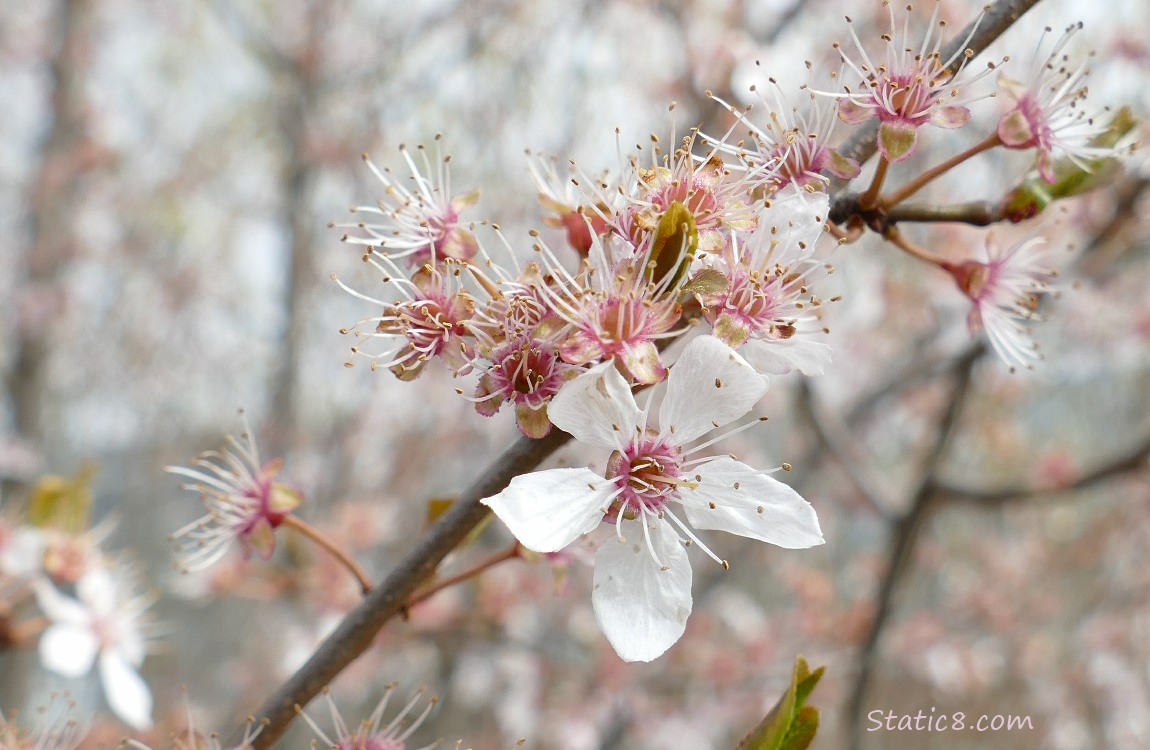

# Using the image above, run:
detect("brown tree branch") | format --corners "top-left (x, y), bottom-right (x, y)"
top-left (233, 427), bottom-right (572, 750)
top-left (936, 431), bottom-right (1150, 505)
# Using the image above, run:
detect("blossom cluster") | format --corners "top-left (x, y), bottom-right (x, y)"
top-left (334, 135), bottom-right (836, 438)
top-left (319, 2), bottom-right (1131, 663)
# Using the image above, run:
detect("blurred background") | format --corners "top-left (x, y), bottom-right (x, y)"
top-left (2, 0), bottom-right (1149, 748)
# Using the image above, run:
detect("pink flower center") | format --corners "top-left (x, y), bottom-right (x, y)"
top-left (875, 69), bottom-right (938, 125)
top-left (381, 298), bottom-right (455, 357)
top-left (239, 475), bottom-right (284, 534)
top-left (649, 176), bottom-right (721, 231)
top-left (770, 139), bottom-right (829, 190)
top-left (709, 267), bottom-right (800, 340)
top-left (488, 339), bottom-right (566, 408)
top-left (604, 434), bottom-right (685, 520)
top-left (587, 294), bottom-right (677, 353)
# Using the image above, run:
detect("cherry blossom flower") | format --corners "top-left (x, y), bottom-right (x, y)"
top-left (481, 335), bottom-right (823, 661)
top-left (335, 251), bottom-right (477, 381)
top-left (623, 138), bottom-right (757, 255)
top-left (706, 83), bottom-right (860, 194)
top-left (827, 2), bottom-right (989, 162)
top-left (996, 23), bottom-right (1112, 183)
top-left (942, 233), bottom-right (1060, 371)
top-left (165, 419), bottom-right (303, 570)
top-left (465, 281), bottom-right (578, 438)
top-left (34, 566), bottom-right (155, 730)
top-left (538, 232), bottom-right (685, 385)
top-left (297, 684), bottom-right (439, 750)
top-left (699, 188), bottom-right (835, 376)
top-left (472, 329), bottom-right (579, 439)
top-left (334, 139), bottom-right (481, 269)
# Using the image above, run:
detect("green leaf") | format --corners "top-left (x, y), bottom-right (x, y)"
top-left (646, 201), bottom-right (698, 291)
top-left (26, 461), bottom-right (98, 534)
top-left (780, 706), bottom-right (819, 750)
top-left (736, 656), bottom-right (826, 750)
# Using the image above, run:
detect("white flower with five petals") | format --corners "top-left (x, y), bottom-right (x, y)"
top-left (481, 335), bottom-right (823, 661)
top-left (34, 566), bottom-right (154, 730)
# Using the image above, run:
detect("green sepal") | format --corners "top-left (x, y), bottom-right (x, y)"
top-left (26, 461), bottom-right (98, 534)
top-left (736, 655), bottom-right (826, 750)
top-left (646, 201), bottom-right (698, 291)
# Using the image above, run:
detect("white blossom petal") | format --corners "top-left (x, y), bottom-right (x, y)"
top-left (592, 520), bottom-right (693, 662)
top-left (681, 457), bottom-right (823, 549)
top-left (34, 580), bottom-right (91, 626)
top-left (99, 650), bottom-right (153, 730)
top-left (76, 568), bottom-right (116, 615)
top-left (39, 622), bottom-right (99, 677)
top-left (482, 468), bottom-right (613, 553)
top-left (764, 187), bottom-right (830, 255)
top-left (0, 526), bottom-right (45, 577)
top-left (660, 335), bottom-right (766, 443)
top-left (548, 361), bottom-right (641, 448)
top-left (742, 337), bottom-right (833, 376)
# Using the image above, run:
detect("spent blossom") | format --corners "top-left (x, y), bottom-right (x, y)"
top-left (621, 133), bottom-right (757, 255)
top-left (699, 187), bottom-right (835, 377)
top-left (996, 23), bottom-right (1113, 183)
top-left (537, 230), bottom-right (686, 385)
top-left (942, 232), bottom-right (1060, 371)
top-left (827, 1), bottom-right (990, 162)
top-left (706, 82), bottom-right (860, 194)
top-left (526, 152), bottom-right (611, 256)
top-left (336, 255), bottom-right (476, 381)
top-left (335, 139), bottom-right (481, 269)
top-left (35, 565), bottom-right (155, 730)
top-left (481, 335), bottom-right (823, 661)
top-left (471, 321), bottom-right (579, 439)
top-left (297, 684), bottom-right (439, 750)
top-left (165, 418), bottom-right (303, 571)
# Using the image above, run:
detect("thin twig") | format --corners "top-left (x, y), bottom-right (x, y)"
top-left (232, 428), bottom-right (572, 750)
top-left (884, 200), bottom-right (1005, 226)
top-left (882, 225), bottom-right (948, 266)
top-left (858, 157), bottom-right (890, 211)
top-left (936, 431), bottom-right (1150, 505)
top-left (845, 344), bottom-right (985, 749)
top-left (883, 132), bottom-right (1003, 207)
top-left (794, 380), bottom-right (894, 519)
top-left (280, 514), bottom-right (373, 595)
top-left (404, 542), bottom-right (522, 610)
